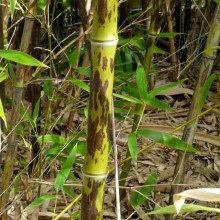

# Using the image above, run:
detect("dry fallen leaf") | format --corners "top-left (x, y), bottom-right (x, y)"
top-left (173, 188), bottom-right (220, 214)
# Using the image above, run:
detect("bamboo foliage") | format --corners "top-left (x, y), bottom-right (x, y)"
top-left (0, 1), bottom-right (36, 218)
top-left (169, 4), bottom-right (220, 203)
top-left (81, 0), bottom-right (118, 219)
top-left (119, 0), bottom-right (161, 200)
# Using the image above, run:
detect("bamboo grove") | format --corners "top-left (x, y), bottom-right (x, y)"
top-left (0, 0), bottom-right (219, 219)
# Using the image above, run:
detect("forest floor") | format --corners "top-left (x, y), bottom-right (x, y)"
top-left (3, 60), bottom-right (220, 220)
top-left (100, 60), bottom-right (220, 220)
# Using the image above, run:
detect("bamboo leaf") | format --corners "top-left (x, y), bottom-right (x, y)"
top-left (143, 204), bottom-right (220, 216)
top-left (213, 0), bottom-right (220, 4)
top-left (67, 77), bottom-right (89, 92)
top-left (130, 172), bottom-right (157, 206)
top-left (0, 71), bottom-right (9, 82)
top-left (0, 99), bottom-right (7, 128)
top-left (113, 93), bottom-right (143, 104)
top-left (174, 188), bottom-right (220, 214)
top-left (24, 195), bottom-right (56, 211)
top-left (69, 50), bottom-right (80, 66)
top-left (10, 0), bottom-right (17, 19)
top-left (153, 46), bottom-right (165, 54)
top-left (118, 37), bottom-right (130, 46)
top-left (32, 98), bottom-right (41, 122)
top-left (124, 47), bottom-right (133, 72)
top-left (128, 132), bottom-right (138, 162)
top-left (37, 134), bottom-right (66, 145)
top-left (137, 172), bottom-right (157, 205)
top-left (55, 144), bottom-right (77, 192)
top-left (114, 107), bottom-right (141, 115)
top-left (201, 73), bottom-right (218, 104)
top-left (148, 79), bottom-right (187, 98)
top-left (136, 64), bottom-right (148, 102)
top-left (157, 32), bottom-right (182, 38)
top-left (45, 144), bottom-right (62, 159)
top-left (137, 129), bottom-right (198, 153)
top-left (37, 0), bottom-right (46, 10)
top-left (130, 36), bottom-right (146, 50)
top-left (0, 50), bottom-right (48, 67)
top-left (146, 97), bottom-right (171, 110)
top-left (43, 80), bottom-right (53, 98)
top-left (121, 86), bottom-right (139, 99)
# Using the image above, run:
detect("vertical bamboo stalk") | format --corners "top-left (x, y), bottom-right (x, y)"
top-left (143, 0), bottom-right (161, 91)
top-left (81, 0), bottom-right (118, 219)
top-left (0, 1), bottom-right (36, 218)
top-left (169, 4), bottom-right (220, 202)
top-left (165, 0), bottom-right (178, 81)
top-left (0, 0), bottom-right (5, 171)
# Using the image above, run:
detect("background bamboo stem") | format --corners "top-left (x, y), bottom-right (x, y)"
top-left (169, 3), bottom-right (220, 207)
top-left (0, 1), bottom-right (36, 218)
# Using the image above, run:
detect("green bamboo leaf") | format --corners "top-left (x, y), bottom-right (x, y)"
top-left (118, 37), bottom-right (130, 46)
top-left (69, 50), bottom-right (79, 66)
top-left (67, 77), bottom-right (89, 92)
top-left (113, 93), bottom-right (143, 104)
top-left (37, 0), bottom-right (46, 10)
top-left (146, 97), bottom-right (171, 110)
top-left (130, 172), bottom-right (158, 206)
top-left (130, 36), bottom-right (146, 50)
top-left (0, 71), bottom-right (9, 82)
top-left (115, 51), bottom-right (123, 70)
top-left (121, 86), bottom-right (139, 99)
top-left (37, 134), bottom-right (66, 145)
top-left (0, 99), bottom-right (7, 127)
top-left (76, 66), bottom-right (91, 77)
top-left (24, 195), bottom-right (56, 211)
top-left (0, 50), bottom-right (48, 67)
top-left (201, 73), bottom-right (218, 104)
top-left (84, 107), bottom-right (88, 118)
top-left (128, 132), bottom-right (138, 162)
top-left (55, 144), bottom-right (77, 192)
top-left (76, 142), bottom-right (86, 155)
top-left (213, 0), bottom-right (220, 3)
top-left (45, 144), bottom-right (62, 159)
top-left (137, 129), bottom-right (198, 153)
top-left (148, 79), bottom-right (187, 98)
top-left (43, 80), bottom-right (53, 98)
top-left (8, 62), bottom-right (16, 82)
top-left (136, 64), bottom-right (148, 102)
top-left (10, 0), bottom-right (17, 18)
top-left (153, 46), bottom-right (165, 54)
top-left (32, 98), bottom-right (41, 122)
top-left (157, 32), bottom-right (182, 38)
top-left (143, 204), bottom-right (220, 216)
top-left (124, 47), bottom-right (133, 72)
top-left (114, 107), bottom-right (141, 115)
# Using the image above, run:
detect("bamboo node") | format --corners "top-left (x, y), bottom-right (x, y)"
top-left (82, 170), bottom-right (108, 180)
top-left (148, 33), bottom-right (157, 38)
top-left (90, 39), bottom-right (118, 47)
